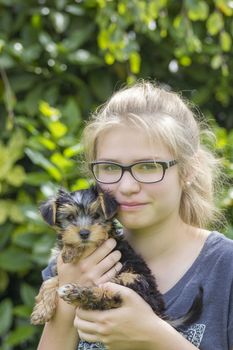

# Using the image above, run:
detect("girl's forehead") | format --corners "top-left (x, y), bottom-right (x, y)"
top-left (96, 125), bottom-right (173, 161)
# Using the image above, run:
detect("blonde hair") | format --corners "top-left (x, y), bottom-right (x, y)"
top-left (82, 81), bottom-right (223, 229)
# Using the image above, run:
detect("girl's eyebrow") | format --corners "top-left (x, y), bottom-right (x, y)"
top-left (96, 157), bottom-right (162, 162)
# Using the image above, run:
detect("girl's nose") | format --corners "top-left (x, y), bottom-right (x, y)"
top-left (117, 170), bottom-right (140, 195)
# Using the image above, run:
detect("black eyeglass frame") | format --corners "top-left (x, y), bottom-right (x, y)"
top-left (90, 160), bottom-right (178, 184)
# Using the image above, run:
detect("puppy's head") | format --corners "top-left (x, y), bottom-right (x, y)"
top-left (39, 185), bottom-right (120, 251)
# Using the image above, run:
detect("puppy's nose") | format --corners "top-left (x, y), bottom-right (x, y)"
top-left (79, 229), bottom-right (90, 240)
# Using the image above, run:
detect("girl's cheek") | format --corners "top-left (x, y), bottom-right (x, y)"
top-left (99, 184), bottom-right (118, 194)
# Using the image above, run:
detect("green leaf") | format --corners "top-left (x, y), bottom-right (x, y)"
top-left (24, 85), bottom-right (44, 116)
top-left (31, 13), bottom-right (42, 29)
top-left (37, 135), bottom-right (56, 150)
top-left (0, 202), bottom-right (9, 224)
top-left (6, 165), bottom-right (26, 187)
top-left (39, 101), bottom-right (61, 119)
top-left (62, 97), bottom-right (82, 130)
top-left (13, 231), bottom-right (39, 249)
top-left (20, 283), bottom-right (37, 307)
top-left (0, 53), bottom-right (15, 69)
top-left (0, 299), bottom-right (13, 336)
top-left (0, 247), bottom-right (32, 272)
top-left (32, 234), bottom-right (55, 265)
top-left (47, 121), bottom-right (68, 138)
top-left (186, 35), bottom-right (202, 53)
top-left (179, 55), bottom-right (192, 66)
top-left (64, 143), bottom-right (84, 158)
top-left (0, 223), bottom-right (12, 249)
top-left (0, 131), bottom-right (25, 181)
top-left (207, 12), bottom-right (224, 35)
top-left (71, 178), bottom-right (90, 191)
top-left (215, 0), bottom-right (233, 16)
top-left (22, 205), bottom-right (43, 223)
top-left (129, 52), bottom-right (141, 74)
top-left (9, 202), bottom-right (25, 223)
top-left (50, 152), bottom-right (74, 170)
top-left (50, 11), bottom-right (70, 33)
top-left (25, 148), bottom-right (62, 181)
top-left (62, 25), bottom-right (94, 50)
top-left (0, 38), bottom-right (5, 52)
top-left (10, 74), bottom-right (38, 93)
top-left (6, 325), bottom-right (36, 346)
top-left (220, 31), bottom-right (232, 52)
top-left (20, 44), bottom-right (42, 63)
top-left (24, 171), bottom-right (51, 186)
top-left (14, 305), bottom-right (32, 318)
top-left (0, 270), bottom-right (9, 293)
top-left (186, 1), bottom-right (209, 21)
top-left (68, 49), bottom-right (103, 65)
top-left (65, 4), bottom-right (85, 16)
top-left (211, 54), bottom-right (223, 69)
top-left (215, 127), bottom-right (228, 149)
top-left (89, 71), bottom-right (113, 101)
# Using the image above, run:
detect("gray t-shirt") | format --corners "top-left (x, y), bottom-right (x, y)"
top-left (164, 231), bottom-right (233, 349)
top-left (42, 231), bottom-right (233, 349)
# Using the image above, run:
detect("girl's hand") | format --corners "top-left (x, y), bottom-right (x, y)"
top-left (57, 238), bottom-right (122, 287)
top-left (74, 282), bottom-right (159, 350)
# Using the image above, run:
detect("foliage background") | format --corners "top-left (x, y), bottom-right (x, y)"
top-left (0, 0), bottom-right (233, 348)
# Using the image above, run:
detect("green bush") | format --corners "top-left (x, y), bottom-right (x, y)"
top-left (0, 0), bottom-right (232, 348)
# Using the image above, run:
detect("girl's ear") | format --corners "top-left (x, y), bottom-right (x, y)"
top-left (99, 191), bottom-right (119, 220)
top-left (39, 198), bottom-right (57, 226)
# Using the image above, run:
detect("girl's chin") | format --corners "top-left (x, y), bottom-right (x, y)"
top-left (118, 214), bottom-right (149, 230)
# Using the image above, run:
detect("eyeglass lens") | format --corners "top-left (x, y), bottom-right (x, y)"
top-left (92, 162), bottom-right (164, 183)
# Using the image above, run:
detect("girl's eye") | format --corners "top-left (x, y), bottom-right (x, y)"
top-left (136, 163), bottom-right (160, 172)
top-left (102, 164), bottom-right (119, 172)
top-left (67, 214), bottom-right (75, 221)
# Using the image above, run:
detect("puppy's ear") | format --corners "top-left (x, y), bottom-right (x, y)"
top-left (99, 191), bottom-right (118, 220)
top-left (39, 199), bottom-right (57, 226)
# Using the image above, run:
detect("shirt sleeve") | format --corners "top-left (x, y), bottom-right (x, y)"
top-left (41, 258), bottom-right (57, 281)
top-left (228, 274), bottom-right (233, 348)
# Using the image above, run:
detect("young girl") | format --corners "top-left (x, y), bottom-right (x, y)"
top-left (38, 81), bottom-right (233, 350)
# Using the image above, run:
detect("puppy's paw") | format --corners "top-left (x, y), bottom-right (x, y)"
top-left (58, 283), bottom-right (81, 305)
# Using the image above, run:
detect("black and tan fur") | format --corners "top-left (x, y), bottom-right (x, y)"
top-left (31, 185), bottom-right (202, 327)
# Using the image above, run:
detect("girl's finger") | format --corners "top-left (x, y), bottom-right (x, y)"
top-left (83, 238), bottom-right (117, 266)
top-left (74, 317), bottom-right (95, 333)
top-left (94, 250), bottom-right (121, 275)
top-left (78, 331), bottom-right (100, 343)
top-left (74, 314), bottom-right (104, 343)
top-left (76, 308), bottom-right (105, 323)
top-left (97, 262), bottom-right (122, 284)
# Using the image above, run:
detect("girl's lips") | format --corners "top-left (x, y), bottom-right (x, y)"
top-left (119, 202), bottom-right (147, 211)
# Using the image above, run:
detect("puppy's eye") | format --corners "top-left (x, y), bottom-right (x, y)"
top-left (93, 213), bottom-right (101, 220)
top-left (67, 214), bottom-right (75, 221)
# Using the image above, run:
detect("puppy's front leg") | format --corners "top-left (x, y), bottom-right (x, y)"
top-left (58, 284), bottom-right (122, 310)
top-left (62, 245), bottom-right (84, 263)
top-left (31, 275), bottom-right (59, 325)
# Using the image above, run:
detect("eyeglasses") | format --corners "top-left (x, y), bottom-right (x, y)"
top-left (90, 160), bottom-right (178, 184)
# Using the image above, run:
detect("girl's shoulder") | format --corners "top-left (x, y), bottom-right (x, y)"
top-left (199, 231), bottom-right (233, 272)
top-left (205, 231), bottom-right (233, 255)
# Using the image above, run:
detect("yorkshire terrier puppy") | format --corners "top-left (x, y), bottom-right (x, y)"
top-left (31, 185), bottom-right (202, 331)
top-left (31, 185), bottom-right (165, 325)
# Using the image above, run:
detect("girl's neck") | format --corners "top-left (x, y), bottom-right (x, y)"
top-left (125, 216), bottom-right (200, 263)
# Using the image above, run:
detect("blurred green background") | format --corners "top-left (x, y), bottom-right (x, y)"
top-left (0, 0), bottom-right (233, 348)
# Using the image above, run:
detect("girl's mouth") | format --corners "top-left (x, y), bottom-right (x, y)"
top-left (119, 202), bottom-right (147, 211)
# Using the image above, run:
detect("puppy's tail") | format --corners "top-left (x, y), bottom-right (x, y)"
top-left (168, 286), bottom-right (203, 329)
